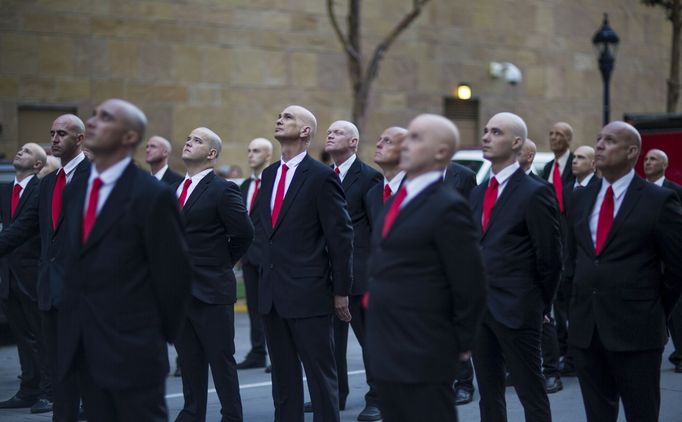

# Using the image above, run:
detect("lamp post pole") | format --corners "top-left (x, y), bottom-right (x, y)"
top-left (593, 13), bottom-right (620, 127)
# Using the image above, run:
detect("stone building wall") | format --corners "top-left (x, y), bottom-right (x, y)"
top-left (0, 0), bottom-right (670, 170)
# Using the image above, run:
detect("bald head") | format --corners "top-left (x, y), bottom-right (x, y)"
top-left (248, 137), bottom-right (274, 172)
top-left (572, 145), bottom-right (596, 180)
top-left (483, 112), bottom-right (527, 170)
top-left (374, 126), bottom-right (408, 169)
top-left (13, 142), bottom-right (47, 176)
top-left (644, 148), bottom-right (669, 181)
top-left (51, 114), bottom-right (85, 162)
top-left (325, 120), bottom-right (361, 161)
top-left (85, 99), bottom-right (148, 161)
top-left (145, 135), bottom-right (173, 167)
top-left (549, 121), bottom-right (574, 156)
top-left (401, 114), bottom-right (460, 176)
top-left (55, 114), bottom-right (85, 134)
top-left (518, 138), bottom-right (537, 171)
top-left (275, 105), bottom-right (317, 144)
top-left (595, 121), bottom-right (642, 182)
top-left (107, 99), bottom-right (148, 145)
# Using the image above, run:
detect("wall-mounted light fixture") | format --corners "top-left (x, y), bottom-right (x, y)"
top-left (455, 83), bottom-right (472, 100)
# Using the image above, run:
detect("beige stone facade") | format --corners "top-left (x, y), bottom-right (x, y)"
top-left (0, 0), bottom-right (671, 170)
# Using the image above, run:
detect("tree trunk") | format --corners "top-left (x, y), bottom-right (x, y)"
top-left (667, 0), bottom-right (681, 112)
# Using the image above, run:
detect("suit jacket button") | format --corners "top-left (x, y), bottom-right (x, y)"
top-left (269, 264), bottom-right (274, 269)
top-left (592, 288), bottom-right (598, 294)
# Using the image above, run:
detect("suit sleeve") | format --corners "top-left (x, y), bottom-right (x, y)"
top-left (435, 198), bottom-right (486, 352)
top-left (219, 182), bottom-right (254, 263)
top-left (655, 192), bottom-right (682, 317)
top-left (144, 188), bottom-right (193, 343)
top-left (317, 172), bottom-right (354, 296)
top-left (0, 182), bottom-right (40, 256)
top-left (526, 185), bottom-right (562, 307)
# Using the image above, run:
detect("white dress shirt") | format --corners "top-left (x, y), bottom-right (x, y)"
top-left (176, 168), bottom-right (214, 202)
top-left (12, 174), bottom-right (35, 198)
top-left (547, 149), bottom-right (571, 184)
top-left (333, 154), bottom-right (357, 182)
top-left (489, 161), bottom-right (520, 199)
top-left (574, 172), bottom-right (595, 189)
top-left (60, 151), bottom-right (86, 184)
top-left (653, 176), bottom-right (665, 187)
top-left (589, 169), bottom-right (635, 246)
top-left (246, 171), bottom-right (263, 210)
top-left (270, 151), bottom-right (307, 211)
top-left (401, 171), bottom-right (442, 208)
top-left (383, 171), bottom-right (406, 196)
top-left (153, 164), bottom-right (169, 181)
top-left (84, 157), bottom-right (132, 216)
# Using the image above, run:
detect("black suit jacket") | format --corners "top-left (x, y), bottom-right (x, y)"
top-left (0, 177), bottom-right (41, 301)
top-left (443, 162), bottom-right (477, 198)
top-left (0, 160), bottom-right (91, 310)
top-left (541, 152), bottom-right (575, 185)
top-left (254, 154), bottom-right (353, 318)
top-left (338, 159), bottom-right (381, 295)
top-left (240, 177), bottom-right (265, 266)
top-left (365, 181), bottom-right (384, 230)
top-left (367, 181), bottom-right (486, 383)
top-left (565, 175), bottom-right (682, 351)
top-left (58, 161), bottom-right (192, 390)
top-left (663, 178), bottom-right (682, 201)
top-left (161, 167), bottom-right (183, 185)
top-left (470, 168), bottom-right (562, 329)
top-left (174, 171), bottom-right (254, 304)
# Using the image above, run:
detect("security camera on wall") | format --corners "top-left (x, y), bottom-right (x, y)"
top-left (490, 62), bottom-right (523, 85)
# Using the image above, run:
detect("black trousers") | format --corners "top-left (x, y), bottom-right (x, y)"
top-left (668, 299), bottom-right (682, 365)
top-left (541, 314), bottom-right (560, 377)
top-left (333, 294), bottom-right (377, 406)
top-left (473, 313), bottom-right (551, 422)
top-left (42, 308), bottom-right (80, 421)
top-left (453, 358), bottom-right (474, 393)
top-left (573, 329), bottom-right (662, 422)
top-left (0, 278), bottom-right (43, 400)
top-left (263, 309), bottom-right (339, 422)
top-left (175, 299), bottom-right (242, 422)
top-left (77, 352), bottom-right (167, 422)
top-left (554, 278), bottom-right (572, 361)
top-left (242, 262), bottom-right (267, 360)
top-left (375, 380), bottom-right (457, 422)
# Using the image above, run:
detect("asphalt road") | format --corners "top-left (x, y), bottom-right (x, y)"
top-left (0, 312), bottom-right (681, 421)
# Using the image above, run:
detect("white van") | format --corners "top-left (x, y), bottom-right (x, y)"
top-left (452, 150), bottom-right (554, 185)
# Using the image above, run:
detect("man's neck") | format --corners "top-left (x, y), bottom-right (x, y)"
top-left (491, 157), bottom-right (517, 174)
top-left (251, 163), bottom-right (269, 178)
top-left (149, 160), bottom-right (167, 175)
top-left (645, 172), bottom-right (664, 183)
top-left (554, 148), bottom-right (568, 159)
top-left (380, 164), bottom-right (400, 182)
top-left (185, 161), bottom-right (214, 177)
top-left (14, 169), bottom-right (33, 183)
top-left (576, 172), bottom-right (591, 184)
top-left (60, 149), bottom-right (81, 167)
top-left (332, 150), bottom-right (353, 166)
top-left (279, 140), bottom-right (307, 162)
top-left (405, 165), bottom-right (443, 181)
top-left (93, 149), bottom-right (131, 173)
top-left (602, 165), bottom-right (633, 184)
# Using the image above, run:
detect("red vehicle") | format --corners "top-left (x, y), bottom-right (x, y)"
top-left (626, 113), bottom-right (682, 184)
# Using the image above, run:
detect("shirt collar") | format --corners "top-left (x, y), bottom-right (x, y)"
top-left (384, 170), bottom-right (406, 193)
top-left (13, 174), bottom-right (35, 189)
top-left (334, 154), bottom-right (357, 178)
top-left (525, 168), bottom-right (533, 175)
top-left (62, 152), bottom-right (86, 176)
top-left (153, 164), bottom-right (169, 180)
top-left (653, 176), bottom-right (665, 187)
top-left (556, 149), bottom-right (571, 170)
top-left (404, 171), bottom-right (442, 197)
top-left (183, 167), bottom-right (213, 185)
top-left (575, 172), bottom-right (595, 188)
top-left (251, 171), bottom-right (263, 181)
top-left (601, 169), bottom-right (635, 200)
top-left (281, 150), bottom-right (307, 169)
top-left (89, 157), bottom-right (131, 186)
top-left (491, 161), bottom-right (520, 185)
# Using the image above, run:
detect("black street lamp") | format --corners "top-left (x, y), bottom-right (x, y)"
top-left (592, 13), bottom-right (620, 126)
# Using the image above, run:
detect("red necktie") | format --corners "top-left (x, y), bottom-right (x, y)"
top-left (52, 169), bottom-right (66, 229)
top-left (595, 186), bottom-right (614, 255)
top-left (335, 167), bottom-right (341, 175)
top-left (552, 161), bottom-right (564, 213)
top-left (382, 186), bottom-right (407, 238)
top-left (10, 184), bottom-right (22, 218)
top-left (82, 177), bottom-right (103, 243)
top-left (383, 184), bottom-right (392, 203)
top-left (249, 178), bottom-right (260, 214)
top-left (177, 178), bottom-right (192, 209)
top-left (271, 163), bottom-right (288, 227)
top-left (482, 177), bottom-right (499, 231)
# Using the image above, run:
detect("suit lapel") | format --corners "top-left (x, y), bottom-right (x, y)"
top-left (481, 169), bottom-right (524, 240)
top-left (599, 176), bottom-right (644, 254)
top-left (342, 159), bottom-right (361, 191)
top-left (182, 171), bottom-right (214, 214)
top-left (383, 181), bottom-right (440, 239)
top-left (81, 162), bottom-right (136, 254)
top-left (54, 159), bottom-right (91, 236)
top-left (271, 155), bottom-right (310, 234)
top-left (11, 177), bottom-right (38, 220)
top-left (576, 180), bottom-right (600, 256)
